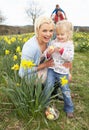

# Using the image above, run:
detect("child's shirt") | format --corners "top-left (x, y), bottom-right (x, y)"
top-left (45, 39), bottom-right (74, 74)
top-left (52, 8), bottom-right (65, 15)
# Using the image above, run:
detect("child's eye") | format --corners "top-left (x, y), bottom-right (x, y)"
top-left (59, 33), bottom-right (64, 36)
top-left (43, 30), bottom-right (47, 32)
top-left (50, 29), bottom-right (54, 33)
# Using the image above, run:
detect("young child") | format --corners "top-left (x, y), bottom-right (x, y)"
top-left (51, 4), bottom-right (67, 20)
top-left (53, 9), bottom-right (65, 24)
top-left (45, 20), bottom-right (74, 118)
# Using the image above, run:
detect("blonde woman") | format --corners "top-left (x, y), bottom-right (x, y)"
top-left (19, 16), bottom-right (55, 83)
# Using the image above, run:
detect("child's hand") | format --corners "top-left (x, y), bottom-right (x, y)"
top-left (69, 73), bottom-right (72, 83)
top-left (54, 47), bottom-right (61, 52)
top-left (54, 47), bottom-right (64, 55)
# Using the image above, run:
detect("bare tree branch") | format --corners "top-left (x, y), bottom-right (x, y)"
top-left (25, 0), bottom-right (44, 26)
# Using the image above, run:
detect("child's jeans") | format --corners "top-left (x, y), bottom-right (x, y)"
top-left (45, 68), bottom-right (74, 113)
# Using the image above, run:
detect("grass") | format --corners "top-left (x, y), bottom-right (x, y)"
top-left (0, 51), bottom-right (89, 130)
top-left (0, 30), bottom-right (89, 130)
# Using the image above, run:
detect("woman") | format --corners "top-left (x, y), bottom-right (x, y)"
top-left (19, 16), bottom-right (55, 83)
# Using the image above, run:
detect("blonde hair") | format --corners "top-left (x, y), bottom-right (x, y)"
top-left (56, 20), bottom-right (74, 40)
top-left (35, 15), bottom-right (54, 37)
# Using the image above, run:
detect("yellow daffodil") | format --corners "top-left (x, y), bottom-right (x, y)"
top-left (5, 50), bottom-right (10, 55)
top-left (21, 59), bottom-right (35, 69)
top-left (11, 37), bottom-right (16, 43)
top-left (4, 37), bottom-right (11, 44)
top-left (60, 76), bottom-right (68, 86)
top-left (23, 37), bottom-right (28, 43)
top-left (11, 64), bottom-right (19, 71)
top-left (16, 46), bottom-right (21, 53)
top-left (13, 55), bottom-right (18, 61)
top-left (16, 83), bottom-right (20, 87)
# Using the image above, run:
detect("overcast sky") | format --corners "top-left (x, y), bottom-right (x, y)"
top-left (0, 0), bottom-right (89, 26)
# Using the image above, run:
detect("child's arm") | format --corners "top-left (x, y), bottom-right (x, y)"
top-left (60, 42), bottom-right (74, 62)
top-left (63, 62), bottom-right (73, 82)
top-left (68, 62), bottom-right (72, 82)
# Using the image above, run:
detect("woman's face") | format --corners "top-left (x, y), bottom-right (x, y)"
top-left (37, 23), bottom-right (54, 44)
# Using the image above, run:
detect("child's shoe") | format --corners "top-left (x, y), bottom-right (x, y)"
top-left (66, 112), bottom-right (74, 118)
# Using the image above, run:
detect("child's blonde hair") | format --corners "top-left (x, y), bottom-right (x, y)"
top-left (56, 20), bottom-right (73, 40)
top-left (35, 15), bottom-right (54, 37)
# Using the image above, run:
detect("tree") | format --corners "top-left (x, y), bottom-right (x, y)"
top-left (26, 0), bottom-right (44, 29)
top-left (0, 10), bottom-right (6, 24)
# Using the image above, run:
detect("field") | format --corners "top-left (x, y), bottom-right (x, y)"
top-left (0, 32), bottom-right (89, 130)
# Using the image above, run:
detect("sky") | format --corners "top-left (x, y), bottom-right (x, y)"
top-left (0, 0), bottom-right (89, 27)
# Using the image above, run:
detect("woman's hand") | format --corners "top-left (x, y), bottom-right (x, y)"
top-left (45, 59), bottom-right (54, 68)
top-left (37, 59), bottom-right (54, 71)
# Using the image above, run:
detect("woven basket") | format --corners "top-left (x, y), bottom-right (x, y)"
top-left (45, 106), bottom-right (59, 120)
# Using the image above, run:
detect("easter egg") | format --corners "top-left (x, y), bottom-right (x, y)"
top-left (47, 114), bottom-right (54, 120)
top-left (49, 46), bottom-right (54, 50)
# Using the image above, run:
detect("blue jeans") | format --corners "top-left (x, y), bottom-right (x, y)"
top-left (45, 68), bottom-right (74, 113)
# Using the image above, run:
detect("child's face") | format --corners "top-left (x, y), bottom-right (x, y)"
top-left (56, 29), bottom-right (68, 42)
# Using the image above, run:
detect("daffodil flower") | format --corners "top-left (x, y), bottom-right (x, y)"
top-left (21, 59), bottom-right (35, 69)
top-left (60, 76), bottom-right (68, 86)
top-left (5, 49), bottom-right (10, 55)
top-left (16, 46), bottom-right (21, 53)
top-left (13, 55), bottom-right (18, 61)
top-left (11, 64), bottom-right (19, 71)
top-left (16, 83), bottom-right (20, 87)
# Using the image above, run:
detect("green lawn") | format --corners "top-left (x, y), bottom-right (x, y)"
top-left (0, 51), bottom-right (89, 130)
top-left (0, 32), bottom-right (89, 130)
